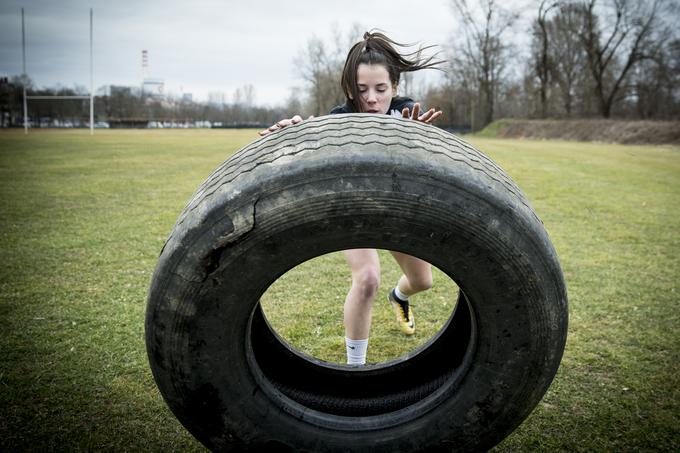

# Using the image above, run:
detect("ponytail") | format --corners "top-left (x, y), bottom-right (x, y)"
top-left (341, 30), bottom-right (444, 112)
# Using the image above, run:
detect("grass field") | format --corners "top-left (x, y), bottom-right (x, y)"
top-left (1, 128), bottom-right (678, 451)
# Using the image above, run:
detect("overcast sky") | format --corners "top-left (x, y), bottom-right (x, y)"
top-left (0, 0), bottom-right (463, 107)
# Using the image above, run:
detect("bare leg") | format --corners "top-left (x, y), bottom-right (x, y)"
top-left (342, 249), bottom-right (380, 340)
top-left (389, 251), bottom-right (433, 296)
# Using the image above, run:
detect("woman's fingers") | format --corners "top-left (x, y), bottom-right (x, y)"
top-left (258, 115), bottom-right (308, 136)
top-left (420, 110), bottom-right (442, 123)
top-left (259, 122), bottom-right (282, 136)
top-left (411, 102), bottom-right (421, 120)
top-left (400, 104), bottom-right (443, 124)
top-left (427, 110), bottom-right (443, 123)
top-left (418, 108), bottom-right (435, 122)
top-left (418, 109), bottom-right (443, 124)
top-left (259, 107), bottom-right (440, 137)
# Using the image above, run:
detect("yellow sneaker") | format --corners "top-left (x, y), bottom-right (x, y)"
top-left (388, 289), bottom-right (415, 335)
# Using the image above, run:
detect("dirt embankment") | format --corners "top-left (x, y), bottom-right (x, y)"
top-left (480, 119), bottom-right (680, 145)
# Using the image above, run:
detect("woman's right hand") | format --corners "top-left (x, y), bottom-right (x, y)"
top-left (259, 115), bottom-right (312, 136)
top-left (401, 102), bottom-right (443, 124)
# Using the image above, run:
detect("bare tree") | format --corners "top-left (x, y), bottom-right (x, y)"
top-left (532, 0), bottom-right (559, 118)
top-left (577, 0), bottom-right (667, 117)
top-left (294, 35), bottom-right (345, 116)
top-left (293, 25), bottom-right (368, 116)
top-left (242, 84), bottom-right (256, 107)
top-left (631, 37), bottom-right (680, 118)
top-left (549, 2), bottom-right (590, 116)
top-left (401, 71), bottom-right (414, 99)
top-left (233, 84), bottom-right (255, 107)
top-left (450, 0), bottom-right (519, 129)
top-left (282, 86), bottom-right (305, 118)
top-left (208, 91), bottom-right (226, 109)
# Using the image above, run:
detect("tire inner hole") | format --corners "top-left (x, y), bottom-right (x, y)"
top-left (250, 250), bottom-right (474, 416)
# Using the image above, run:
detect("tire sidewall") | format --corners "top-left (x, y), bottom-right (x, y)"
top-left (146, 135), bottom-right (567, 452)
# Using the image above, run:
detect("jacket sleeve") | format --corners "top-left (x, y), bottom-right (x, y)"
top-left (329, 103), bottom-right (350, 115)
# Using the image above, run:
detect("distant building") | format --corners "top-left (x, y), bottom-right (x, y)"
top-left (182, 93), bottom-right (193, 102)
top-left (142, 78), bottom-right (165, 98)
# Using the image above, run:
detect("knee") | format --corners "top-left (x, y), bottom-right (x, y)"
top-left (353, 270), bottom-right (380, 301)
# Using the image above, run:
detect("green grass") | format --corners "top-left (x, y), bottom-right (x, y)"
top-left (261, 250), bottom-right (459, 364)
top-left (476, 118), bottom-right (511, 137)
top-left (1, 129), bottom-right (678, 451)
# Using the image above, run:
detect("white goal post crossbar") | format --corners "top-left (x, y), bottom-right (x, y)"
top-left (26, 96), bottom-right (91, 100)
top-left (21, 8), bottom-right (94, 134)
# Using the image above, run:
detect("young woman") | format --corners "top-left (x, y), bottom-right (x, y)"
top-left (260, 31), bottom-right (444, 365)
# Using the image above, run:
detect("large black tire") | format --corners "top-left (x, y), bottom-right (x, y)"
top-left (145, 114), bottom-right (568, 452)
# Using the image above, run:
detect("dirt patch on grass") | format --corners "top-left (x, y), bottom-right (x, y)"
top-left (480, 119), bottom-right (680, 145)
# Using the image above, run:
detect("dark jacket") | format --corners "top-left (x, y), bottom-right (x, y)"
top-left (329, 97), bottom-right (416, 116)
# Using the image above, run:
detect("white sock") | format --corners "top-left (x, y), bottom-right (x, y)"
top-left (394, 286), bottom-right (409, 301)
top-left (345, 337), bottom-right (368, 365)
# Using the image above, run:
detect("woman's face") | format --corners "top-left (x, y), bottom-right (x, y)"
top-left (353, 63), bottom-right (397, 114)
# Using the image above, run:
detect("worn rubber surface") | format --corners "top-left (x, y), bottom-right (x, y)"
top-left (145, 114), bottom-right (568, 452)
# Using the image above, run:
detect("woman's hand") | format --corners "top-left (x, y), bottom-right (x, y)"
top-left (402, 102), bottom-right (442, 124)
top-left (259, 115), bottom-right (313, 136)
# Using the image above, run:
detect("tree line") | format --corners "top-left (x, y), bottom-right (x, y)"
top-left (1, 0), bottom-right (678, 130)
top-left (0, 76), bottom-right (291, 128)
top-left (295, 0), bottom-right (679, 130)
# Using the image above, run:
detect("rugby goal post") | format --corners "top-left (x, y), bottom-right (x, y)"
top-left (21, 7), bottom-right (94, 135)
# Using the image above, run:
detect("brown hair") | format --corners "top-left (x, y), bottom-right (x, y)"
top-left (340, 31), bottom-right (444, 113)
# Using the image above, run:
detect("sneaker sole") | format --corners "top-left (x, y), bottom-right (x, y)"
top-left (389, 299), bottom-right (415, 335)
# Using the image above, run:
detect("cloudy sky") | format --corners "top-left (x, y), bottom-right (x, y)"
top-left (0, 0), bottom-right (463, 107)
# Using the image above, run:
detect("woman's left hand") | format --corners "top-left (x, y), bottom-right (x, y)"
top-left (402, 102), bottom-right (442, 124)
